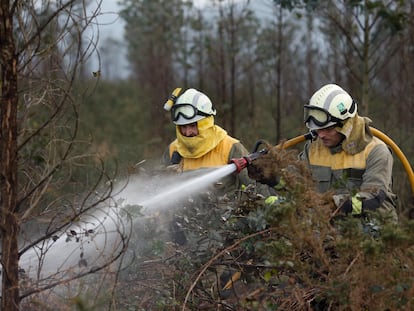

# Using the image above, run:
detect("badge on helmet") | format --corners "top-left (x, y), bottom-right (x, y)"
top-left (304, 84), bottom-right (357, 130)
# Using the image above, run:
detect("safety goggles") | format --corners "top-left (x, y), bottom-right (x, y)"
top-left (171, 104), bottom-right (210, 122)
top-left (303, 105), bottom-right (342, 128)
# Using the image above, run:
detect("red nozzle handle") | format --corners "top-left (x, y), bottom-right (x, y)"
top-left (230, 149), bottom-right (268, 174)
top-left (229, 157), bottom-right (249, 173)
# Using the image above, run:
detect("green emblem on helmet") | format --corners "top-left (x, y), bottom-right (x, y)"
top-left (337, 102), bottom-right (346, 113)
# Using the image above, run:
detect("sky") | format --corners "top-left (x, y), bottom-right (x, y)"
top-left (93, 1), bottom-right (214, 79)
top-left (91, 1), bottom-right (128, 79)
top-left (92, 0), bottom-right (270, 79)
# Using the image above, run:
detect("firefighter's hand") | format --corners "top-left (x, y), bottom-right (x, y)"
top-left (166, 164), bottom-right (183, 173)
top-left (333, 194), bottom-right (362, 216)
top-left (339, 199), bottom-right (353, 215)
top-left (247, 160), bottom-right (279, 187)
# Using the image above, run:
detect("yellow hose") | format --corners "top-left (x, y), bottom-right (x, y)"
top-left (281, 135), bottom-right (308, 149)
top-left (370, 128), bottom-right (414, 196)
top-left (281, 127), bottom-right (414, 196)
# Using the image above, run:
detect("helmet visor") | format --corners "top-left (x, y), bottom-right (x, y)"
top-left (304, 105), bottom-right (341, 129)
top-left (171, 104), bottom-right (210, 122)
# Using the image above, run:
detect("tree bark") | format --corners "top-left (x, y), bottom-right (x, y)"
top-left (0, 0), bottom-right (20, 309)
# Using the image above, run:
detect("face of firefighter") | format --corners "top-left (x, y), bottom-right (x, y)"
top-left (179, 122), bottom-right (199, 137)
top-left (316, 125), bottom-right (344, 148)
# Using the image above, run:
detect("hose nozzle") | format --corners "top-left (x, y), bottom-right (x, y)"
top-left (229, 157), bottom-right (249, 173)
top-left (229, 149), bottom-right (268, 174)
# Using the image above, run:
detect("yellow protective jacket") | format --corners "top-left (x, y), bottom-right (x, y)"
top-left (299, 115), bottom-right (398, 221)
top-left (162, 133), bottom-right (256, 196)
top-left (167, 135), bottom-right (239, 170)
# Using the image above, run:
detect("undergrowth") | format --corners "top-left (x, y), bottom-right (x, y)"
top-left (112, 148), bottom-right (414, 310)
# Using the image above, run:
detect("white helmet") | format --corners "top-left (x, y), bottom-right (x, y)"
top-left (304, 84), bottom-right (357, 130)
top-left (170, 88), bottom-right (216, 125)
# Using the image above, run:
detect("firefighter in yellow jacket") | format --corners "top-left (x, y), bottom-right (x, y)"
top-left (162, 88), bottom-right (256, 196)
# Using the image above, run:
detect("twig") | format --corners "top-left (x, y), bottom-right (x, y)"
top-left (181, 227), bottom-right (273, 310)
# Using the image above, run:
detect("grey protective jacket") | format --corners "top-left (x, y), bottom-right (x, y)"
top-left (299, 116), bottom-right (398, 222)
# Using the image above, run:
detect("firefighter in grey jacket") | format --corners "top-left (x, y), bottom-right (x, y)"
top-left (301, 83), bottom-right (397, 222)
top-left (250, 83), bottom-right (398, 223)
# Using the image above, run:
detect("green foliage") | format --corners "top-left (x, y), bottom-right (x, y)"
top-left (111, 153), bottom-right (414, 310)
top-left (77, 80), bottom-right (153, 173)
top-left (17, 0), bottom-right (414, 308)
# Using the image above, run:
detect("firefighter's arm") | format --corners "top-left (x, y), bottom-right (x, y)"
top-left (334, 144), bottom-right (393, 215)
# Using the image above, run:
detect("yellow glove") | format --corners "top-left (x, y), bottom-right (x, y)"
top-left (338, 194), bottom-right (362, 215)
top-left (265, 196), bottom-right (279, 206)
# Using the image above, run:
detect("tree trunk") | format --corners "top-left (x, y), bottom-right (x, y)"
top-left (0, 1), bottom-right (20, 310)
top-left (275, 4), bottom-right (283, 143)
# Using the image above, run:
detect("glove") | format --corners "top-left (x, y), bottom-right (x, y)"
top-left (166, 164), bottom-right (183, 173)
top-left (340, 199), bottom-right (353, 215)
top-left (247, 159), bottom-right (279, 187)
top-left (246, 143), bottom-right (282, 187)
top-left (265, 195), bottom-right (280, 206)
top-left (338, 195), bottom-right (362, 215)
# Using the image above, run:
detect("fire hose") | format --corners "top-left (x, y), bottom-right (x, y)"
top-left (230, 127), bottom-right (414, 196)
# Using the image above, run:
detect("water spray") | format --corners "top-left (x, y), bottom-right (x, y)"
top-left (12, 163), bottom-right (239, 294)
